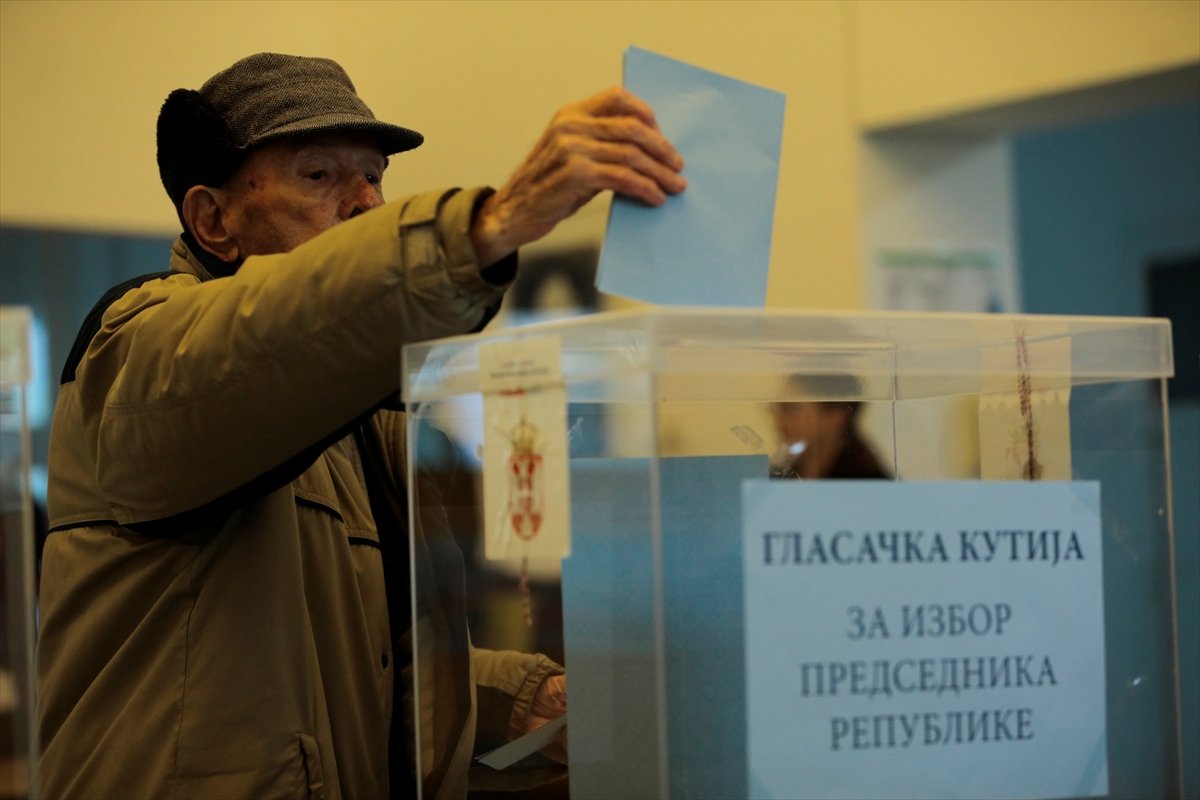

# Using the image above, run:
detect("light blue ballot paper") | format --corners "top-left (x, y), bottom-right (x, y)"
top-left (596, 47), bottom-right (785, 307)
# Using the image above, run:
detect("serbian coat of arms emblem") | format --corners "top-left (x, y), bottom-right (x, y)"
top-left (506, 417), bottom-right (544, 541)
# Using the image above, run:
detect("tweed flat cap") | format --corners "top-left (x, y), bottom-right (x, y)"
top-left (199, 53), bottom-right (423, 153)
top-left (157, 53), bottom-right (422, 212)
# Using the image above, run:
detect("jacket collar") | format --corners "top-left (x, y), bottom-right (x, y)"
top-left (170, 231), bottom-right (240, 281)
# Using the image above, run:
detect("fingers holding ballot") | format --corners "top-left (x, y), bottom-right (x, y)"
top-left (528, 674), bottom-right (568, 764)
top-left (470, 87), bottom-right (687, 267)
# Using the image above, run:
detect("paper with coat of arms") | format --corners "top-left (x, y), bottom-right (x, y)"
top-left (479, 336), bottom-right (571, 560)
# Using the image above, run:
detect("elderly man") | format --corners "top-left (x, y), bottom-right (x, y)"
top-left (35, 53), bottom-right (685, 799)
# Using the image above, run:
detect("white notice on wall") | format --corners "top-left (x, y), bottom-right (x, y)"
top-left (742, 480), bottom-right (1107, 800)
top-left (479, 336), bottom-right (570, 560)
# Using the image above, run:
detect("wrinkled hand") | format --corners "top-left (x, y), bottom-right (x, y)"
top-left (471, 87), bottom-right (687, 267)
top-left (526, 673), bottom-right (568, 764)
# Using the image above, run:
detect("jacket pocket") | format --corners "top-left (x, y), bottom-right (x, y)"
top-left (293, 444), bottom-right (380, 544)
top-left (297, 733), bottom-right (326, 800)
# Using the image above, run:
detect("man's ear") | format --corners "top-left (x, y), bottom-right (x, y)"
top-left (182, 186), bottom-right (240, 263)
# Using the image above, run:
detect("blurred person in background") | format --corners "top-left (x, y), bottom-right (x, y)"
top-left (770, 373), bottom-right (890, 480)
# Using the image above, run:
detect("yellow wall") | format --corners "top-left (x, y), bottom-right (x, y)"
top-left (851, 0), bottom-right (1200, 131)
top-left (1, 0), bottom-right (1196, 310)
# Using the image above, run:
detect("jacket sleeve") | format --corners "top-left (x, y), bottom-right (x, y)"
top-left (470, 647), bottom-right (564, 749)
top-left (468, 647), bottom-right (566, 791)
top-left (75, 187), bottom-right (510, 523)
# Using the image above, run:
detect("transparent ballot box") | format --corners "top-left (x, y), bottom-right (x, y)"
top-left (402, 308), bottom-right (1179, 800)
top-left (1, 307), bottom-right (36, 800)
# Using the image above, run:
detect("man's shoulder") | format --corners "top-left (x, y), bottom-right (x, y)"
top-left (60, 270), bottom-right (180, 385)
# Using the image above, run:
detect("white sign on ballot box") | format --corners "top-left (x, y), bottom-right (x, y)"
top-left (742, 480), bottom-right (1107, 800)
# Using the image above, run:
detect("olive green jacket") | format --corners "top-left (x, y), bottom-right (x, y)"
top-left (37, 187), bottom-right (561, 799)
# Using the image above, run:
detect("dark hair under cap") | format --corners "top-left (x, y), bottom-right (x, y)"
top-left (156, 52), bottom-right (423, 217)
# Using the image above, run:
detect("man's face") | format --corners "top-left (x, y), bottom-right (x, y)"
top-left (771, 401), bottom-right (850, 450)
top-left (772, 401), bottom-right (826, 449)
top-left (219, 132), bottom-right (387, 257)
